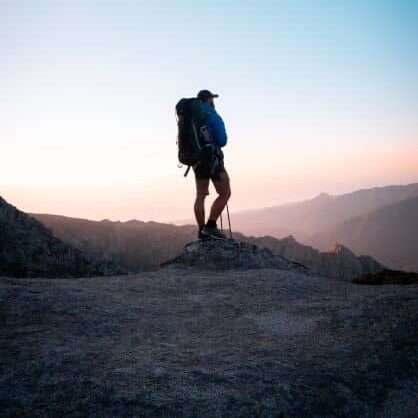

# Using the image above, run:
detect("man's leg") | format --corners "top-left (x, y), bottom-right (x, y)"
top-left (194, 177), bottom-right (210, 233)
top-left (208, 170), bottom-right (231, 224)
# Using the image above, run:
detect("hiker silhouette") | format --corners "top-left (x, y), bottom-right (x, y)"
top-left (176, 90), bottom-right (231, 240)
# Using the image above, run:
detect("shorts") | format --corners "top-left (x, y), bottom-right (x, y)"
top-left (192, 146), bottom-right (226, 181)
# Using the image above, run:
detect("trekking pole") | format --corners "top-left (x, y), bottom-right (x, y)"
top-left (226, 203), bottom-right (232, 239)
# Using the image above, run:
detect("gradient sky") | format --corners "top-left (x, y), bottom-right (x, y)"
top-left (2, 0), bottom-right (418, 221)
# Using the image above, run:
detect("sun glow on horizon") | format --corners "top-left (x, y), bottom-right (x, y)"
top-left (2, 1), bottom-right (418, 221)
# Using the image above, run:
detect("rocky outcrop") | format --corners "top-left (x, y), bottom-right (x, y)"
top-left (247, 235), bottom-right (383, 281)
top-left (321, 244), bottom-right (383, 281)
top-left (0, 196), bottom-right (122, 278)
top-left (161, 238), bottom-right (309, 273)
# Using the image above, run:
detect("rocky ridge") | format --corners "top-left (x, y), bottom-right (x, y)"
top-left (250, 235), bottom-right (383, 281)
top-left (0, 196), bottom-right (122, 278)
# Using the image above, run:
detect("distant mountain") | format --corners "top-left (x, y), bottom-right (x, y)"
top-left (309, 196), bottom-right (418, 273)
top-left (33, 213), bottom-right (383, 280)
top-left (33, 213), bottom-right (196, 272)
top-left (228, 183), bottom-right (418, 241)
top-left (0, 197), bottom-right (120, 278)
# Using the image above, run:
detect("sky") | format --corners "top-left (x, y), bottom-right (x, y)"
top-left (1, 0), bottom-right (418, 222)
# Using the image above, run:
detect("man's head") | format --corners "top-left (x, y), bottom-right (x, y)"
top-left (197, 89), bottom-right (219, 108)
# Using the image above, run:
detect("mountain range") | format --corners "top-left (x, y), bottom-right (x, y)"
top-left (310, 196), bottom-right (418, 272)
top-left (31, 213), bottom-right (196, 272)
top-left (2, 180), bottom-right (416, 279)
top-left (218, 182), bottom-right (418, 272)
top-left (32, 211), bottom-right (383, 280)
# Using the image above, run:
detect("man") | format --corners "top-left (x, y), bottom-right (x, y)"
top-left (193, 89), bottom-right (231, 240)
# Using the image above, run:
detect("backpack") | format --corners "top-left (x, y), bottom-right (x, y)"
top-left (175, 98), bottom-right (213, 175)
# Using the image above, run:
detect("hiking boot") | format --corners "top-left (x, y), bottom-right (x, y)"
top-left (198, 229), bottom-right (211, 240)
top-left (201, 225), bottom-right (227, 240)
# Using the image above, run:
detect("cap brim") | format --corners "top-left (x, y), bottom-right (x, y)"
top-left (211, 94), bottom-right (219, 98)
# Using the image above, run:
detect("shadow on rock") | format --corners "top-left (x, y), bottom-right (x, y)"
top-left (353, 269), bottom-right (418, 285)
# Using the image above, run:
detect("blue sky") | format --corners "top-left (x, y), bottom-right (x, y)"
top-left (1, 1), bottom-right (418, 221)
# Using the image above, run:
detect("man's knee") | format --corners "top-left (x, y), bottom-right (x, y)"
top-left (195, 192), bottom-right (208, 202)
top-left (222, 185), bottom-right (231, 198)
top-left (217, 186), bottom-right (231, 200)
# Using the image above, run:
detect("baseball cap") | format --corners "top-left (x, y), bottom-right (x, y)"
top-left (197, 89), bottom-right (219, 100)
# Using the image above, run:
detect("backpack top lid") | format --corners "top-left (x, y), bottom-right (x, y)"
top-left (176, 98), bottom-right (211, 126)
top-left (176, 98), bottom-right (196, 117)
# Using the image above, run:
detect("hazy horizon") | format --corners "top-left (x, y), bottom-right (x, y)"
top-left (2, 1), bottom-right (418, 222)
top-left (2, 179), bottom-right (417, 224)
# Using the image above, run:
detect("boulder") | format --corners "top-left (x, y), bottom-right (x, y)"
top-left (161, 238), bottom-right (309, 273)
